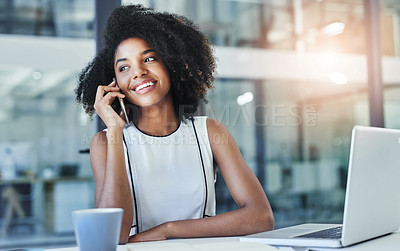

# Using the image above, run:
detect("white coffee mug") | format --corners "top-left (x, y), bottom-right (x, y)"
top-left (72, 208), bottom-right (123, 251)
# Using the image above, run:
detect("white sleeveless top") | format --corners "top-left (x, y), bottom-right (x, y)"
top-left (122, 116), bottom-right (216, 235)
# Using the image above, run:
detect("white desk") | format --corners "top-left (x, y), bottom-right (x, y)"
top-left (46, 230), bottom-right (400, 251)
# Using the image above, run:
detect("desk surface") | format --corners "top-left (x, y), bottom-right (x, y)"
top-left (47, 230), bottom-right (400, 251)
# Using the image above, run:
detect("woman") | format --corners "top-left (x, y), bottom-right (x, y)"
top-left (75, 4), bottom-right (274, 243)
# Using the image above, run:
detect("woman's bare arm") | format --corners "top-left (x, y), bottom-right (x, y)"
top-left (90, 130), bottom-right (133, 244)
top-left (90, 81), bottom-right (133, 244)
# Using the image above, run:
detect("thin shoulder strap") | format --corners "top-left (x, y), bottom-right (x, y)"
top-left (190, 117), bottom-right (209, 218)
top-left (122, 134), bottom-right (140, 233)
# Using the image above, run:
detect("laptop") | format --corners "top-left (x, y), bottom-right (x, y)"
top-left (240, 126), bottom-right (400, 248)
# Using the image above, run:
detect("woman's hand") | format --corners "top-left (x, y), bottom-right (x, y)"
top-left (94, 80), bottom-right (126, 130)
top-left (128, 223), bottom-right (169, 243)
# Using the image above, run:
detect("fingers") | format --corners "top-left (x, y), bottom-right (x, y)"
top-left (95, 81), bottom-right (123, 103)
top-left (109, 79), bottom-right (116, 86)
top-left (101, 92), bottom-right (125, 105)
top-left (92, 80), bottom-right (128, 129)
top-left (95, 86), bottom-right (119, 101)
top-left (94, 80), bottom-right (126, 118)
top-left (94, 92), bottom-right (124, 115)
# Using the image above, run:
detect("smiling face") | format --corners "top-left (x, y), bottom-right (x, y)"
top-left (114, 37), bottom-right (172, 109)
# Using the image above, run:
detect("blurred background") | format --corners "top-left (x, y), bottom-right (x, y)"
top-left (0, 0), bottom-right (399, 249)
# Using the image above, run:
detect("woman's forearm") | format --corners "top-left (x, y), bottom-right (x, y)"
top-left (165, 203), bottom-right (274, 239)
top-left (98, 130), bottom-right (131, 204)
top-left (91, 129), bottom-right (133, 243)
top-left (129, 201), bottom-right (274, 242)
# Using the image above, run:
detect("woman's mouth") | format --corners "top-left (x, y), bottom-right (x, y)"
top-left (134, 80), bottom-right (157, 93)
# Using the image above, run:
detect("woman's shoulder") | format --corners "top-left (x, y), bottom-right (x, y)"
top-left (205, 118), bottom-right (232, 148)
top-left (206, 118), bottom-right (228, 135)
top-left (189, 116), bottom-right (226, 134)
top-left (90, 131), bottom-right (108, 148)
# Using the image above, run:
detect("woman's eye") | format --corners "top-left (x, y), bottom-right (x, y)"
top-left (119, 66), bottom-right (129, 72)
top-left (144, 57), bottom-right (156, 63)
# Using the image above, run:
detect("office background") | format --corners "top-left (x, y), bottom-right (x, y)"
top-left (0, 0), bottom-right (399, 249)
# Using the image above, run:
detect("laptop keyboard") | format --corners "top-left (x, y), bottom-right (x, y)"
top-left (295, 226), bottom-right (343, 239)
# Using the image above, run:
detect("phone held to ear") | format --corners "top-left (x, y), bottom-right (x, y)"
top-left (113, 77), bottom-right (129, 124)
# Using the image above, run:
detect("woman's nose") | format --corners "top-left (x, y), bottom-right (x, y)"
top-left (132, 65), bottom-right (148, 79)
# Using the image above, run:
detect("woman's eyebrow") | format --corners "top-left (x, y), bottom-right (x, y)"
top-left (115, 49), bottom-right (157, 66)
top-left (142, 49), bottom-right (156, 55)
top-left (115, 58), bottom-right (127, 66)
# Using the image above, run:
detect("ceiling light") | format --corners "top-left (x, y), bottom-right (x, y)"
top-left (237, 92), bottom-right (254, 106)
top-left (32, 71), bottom-right (42, 80)
top-left (322, 22), bottom-right (345, 36)
top-left (330, 72), bottom-right (348, 85)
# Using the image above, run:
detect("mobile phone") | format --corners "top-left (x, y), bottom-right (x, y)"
top-left (113, 77), bottom-right (129, 124)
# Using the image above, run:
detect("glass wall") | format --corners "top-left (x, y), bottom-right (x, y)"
top-left (0, 0), bottom-right (96, 249)
top-left (205, 77), bottom-right (368, 228)
top-left (382, 0), bottom-right (400, 144)
top-left (0, 0), bottom-right (399, 249)
top-left (0, 0), bottom-right (94, 38)
top-left (130, 0), bottom-right (399, 56)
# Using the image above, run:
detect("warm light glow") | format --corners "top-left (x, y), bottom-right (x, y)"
top-left (330, 72), bottom-right (348, 85)
top-left (322, 22), bottom-right (345, 36)
top-left (237, 92), bottom-right (254, 106)
top-left (319, 51), bottom-right (341, 67)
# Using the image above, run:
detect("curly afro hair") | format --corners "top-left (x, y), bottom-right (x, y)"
top-left (75, 4), bottom-right (216, 121)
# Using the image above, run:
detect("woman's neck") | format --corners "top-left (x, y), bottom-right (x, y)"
top-left (136, 101), bottom-right (179, 137)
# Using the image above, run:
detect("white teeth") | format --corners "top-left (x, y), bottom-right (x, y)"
top-left (135, 81), bottom-right (155, 91)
